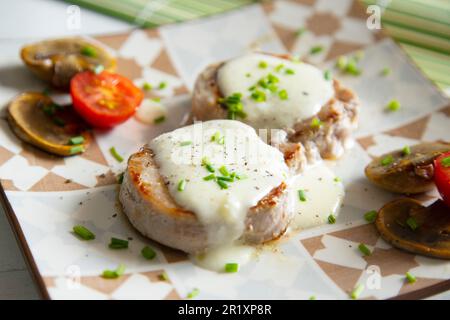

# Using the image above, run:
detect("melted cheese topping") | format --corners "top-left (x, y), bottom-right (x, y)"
top-left (217, 53), bottom-right (334, 129)
top-left (289, 163), bottom-right (345, 230)
top-left (149, 120), bottom-right (289, 250)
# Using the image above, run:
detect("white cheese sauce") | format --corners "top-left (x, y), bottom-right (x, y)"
top-left (149, 120), bottom-right (289, 263)
top-left (289, 163), bottom-right (345, 230)
top-left (217, 53), bottom-right (334, 130)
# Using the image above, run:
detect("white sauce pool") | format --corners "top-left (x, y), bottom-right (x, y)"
top-left (217, 53), bottom-right (334, 130)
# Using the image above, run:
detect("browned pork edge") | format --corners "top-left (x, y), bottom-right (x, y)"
top-left (118, 146), bottom-right (293, 254)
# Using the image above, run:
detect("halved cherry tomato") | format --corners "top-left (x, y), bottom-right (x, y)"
top-left (434, 151), bottom-right (450, 208)
top-left (70, 71), bottom-right (143, 128)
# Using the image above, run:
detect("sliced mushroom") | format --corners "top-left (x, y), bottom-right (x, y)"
top-left (7, 92), bottom-right (91, 156)
top-left (365, 142), bottom-right (450, 194)
top-left (21, 38), bottom-right (116, 89)
top-left (376, 198), bottom-right (450, 259)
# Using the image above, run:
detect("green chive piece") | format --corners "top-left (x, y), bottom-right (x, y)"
top-left (211, 131), bottom-right (221, 142)
top-left (405, 272), bottom-right (416, 284)
top-left (203, 174), bottom-right (216, 181)
top-left (345, 59), bottom-right (361, 76)
top-left (69, 136), bottom-right (84, 145)
top-left (285, 68), bottom-right (295, 75)
top-left (115, 264), bottom-right (126, 276)
top-left (42, 103), bottom-right (57, 116)
top-left (381, 67), bottom-right (391, 76)
top-left (248, 85), bottom-right (256, 91)
top-left (141, 246), bottom-right (157, 260)
top-left (152, 97), bottom-right (161, 102)
top-left (159, 272), bottom-right (169, 281)
top-left (142, 82), bottom-right (152, 91)
top-left (336, 56), bottom-right (347, 70)
top-left (73, 225), bottom-right (95, 240)
top-left (406, 217), bottom-right (419, 231)
top-left (328, 214), bottom-right (336, 224)
top-left (441, 156), bottom-right (450, 167)
top-left (117, 172), bottom-right (124, 184)
top-left (245, 73), bottom-right (251, 77)
top-left (217, 176), bottom-right (234, 182)
top-left (69, 145), bottom-right (85, 155)
top-left (217, 179), bottom-right (229, 189)
top-left (310, 117), bottom-right (322, 129)
top-left (251, 90), bottom-right (266, 102)
top-left (298, 189), bottom-right (307, 202)
top-left (219, 93), bottom-right (246, 120)
top-left (258, 61), bottom-right (268, 69)
top-left (386, 99), bottom-right (401, 112)
top-left (206, 164), bottom-right (215, 173)
top-left (154, 115), bottom-right (166, 124)
top-left (236, 174), bottom-right (248, 180)
top-left (324, 70), bottom-right (332, 80)
top-left (102, 264), bottom-right (126, 279)
top-left (180, 141), bottom-right (192, 146)
top-left (364, 210), bottom-right (377, 223)
top-left (381, 155), bottom-right (394, 166)
top-left (350, 284), bottom-right (364, 300)
top-left (225, 263), bottom-right (239, 273)
top-left (158, 81), bottom-right (167, 90)
top-left (219, 166), bottom-right (230, 176)
top-left (278, 89), bottom-right (288, 100)
top-left (80, 46), bottom-right (97, 57)
top-left (358, 243), bottom-right (371, 256)
top-left (109, 147), bottom-right (124, 163)
top-left (187, 288), bottom-right (200, 299)
top-left (202, 156), bottom-right (211, 166)
top-left (178, 179), bottom-right (186, 191)
top-left (93, 64), bottom-right (104, 74)
top-left (309, 45), bottom-right (323, 55)
top-left (402, 145), bottom-right (411, 156)
top-left (309, 295), bottom-right (316, 300)
top-left (275, 64), bottom-right (284, 72)
top-left (53, 117), bottom-right (65, 127)
top-left (334, 177), bottom-right (341, 183)
top-left (108, 237), bottom-right (129, 249)
top-left (295, 27), bottom-right (306, 37)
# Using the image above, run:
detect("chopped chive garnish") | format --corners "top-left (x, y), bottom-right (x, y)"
top-left (310, 117), bottom-right (322, 129)
top-left (295, 27), bottom-right (306, 37)
top-left (350, 284), bottom-right (364, 300)
top-left (158, 272), bottom-right (169, 281)
top-left (285, 68), bottom-right (295, 75)
top-left (53, 117), bottom-right (66, 127)
top-left (364, 210), bottom-right (377, 223)
top-left (402, 145), bottom-right (411, 156)
top-left (267, 73), bottom-right (279, 83)
top-left (117, 172), bottom-right (124, 184)
top-left (219, 166), bottom-right (230, 176)
top-left (309, 45), bottom-right (323, 55)
top-left (152, 97), bottom-right (161, 102)
top-left (258, 61), bottom-right (268, 69)
top-left (225, 263), bottom-right (239, 273)
top-left (201, 156), bottom-right (211, 166)
top-left (180, 141), bottom-right (192, 146)
top-left (187, 288), bottom-right (200, 299)
top-left (217, 176), bottom-right (234, 182)
top-left (73, 225), bottom-right (95, 240)
top-left (405, 272), bottom-right (416, 284)
top-left (406, 217), bottom-right (418, 231)
top-left (217, 179), bottom-right (229, 189)
top-left (141, 246), bottom-right (157, 260)
top-left (278, 89), bottom-right (288, 100)
top-left (251, 90), bottom-right (266, 102)
top-left (245, 72), bottom-right (251, 77)
top-left (219, 93), bottom-right (246, 120)
top-left (142, 82), bottom-right (152, 91)
top-left (203, 174), bottom-right (216, 181)
top-left (441, 156), bottom-right (450, 167)
top-left (158, 81), bottom-right (167, 90)
top-left (70, 145), bottom-right (85, 155)
top-left (336, 56), bottom-right (347, 70)
top-left (381, 155), bottom-right (394, 166)
top-left (358, 243), bottom-right (371, 256)
top-left (178, 179), bottom-right (186, 191)
top-left (211, 131), bottom-right (221, 142)
top-left (69, 136), bottom-right (84, 145)
top-left (154, 115), bottom-right (166, 124)
top-left (328, 214), bottom-right (336, 224)
top-left (102, 264), bottom-right (126, 279)
top-left (42, 103), bottom-right (57, 116)
top-left (324, 70), bottom-right (332, 80)
top-left (80, 46), bottom-right (97, 57)
top-left (386, 99), bottom-right (400, 112)
top-left (236, 174), bottom-right (248, 180)
top-left (93, 64), bottom-right (104, 74)
top-left (345, 59), bottom-right (361, 76)
top-left (275, 64), bottom-right (284, 72)
top-left (333, 177), bottom-right (341, 183)
top-left (381, 67), bottom-right (391, 76)
top-left (248, 85), bottom-right (256, 91)
top-left (108, 237), bottom-right (129, 249)
top-left (309, 295), bottom-right (316, 300)
top-left (109, 147), bottom-right (124, 163)
top-left (206, 164), bottom-right (215, 173)
top-left (218, 136), bottom-right (225, 145)
top-left (298, 189), bottom-right (307, 202)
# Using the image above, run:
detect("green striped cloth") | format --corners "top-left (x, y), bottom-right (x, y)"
top-left (363, 0), bottom-right (450, 91)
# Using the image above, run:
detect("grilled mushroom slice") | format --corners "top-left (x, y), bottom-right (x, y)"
top-left (21, 38), bottom-right (116, 89)
top-left (376, 198), bottom-right (450, 259)
top-left (7, 92), bottom-right (91, 156)
top-left (365, 142), bottom-right (450, 194)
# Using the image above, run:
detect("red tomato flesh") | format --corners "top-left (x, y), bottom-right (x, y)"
top-left (70, 71), bottom-right (143, 128)
top-left (434, 151), bottom-right (450, 208)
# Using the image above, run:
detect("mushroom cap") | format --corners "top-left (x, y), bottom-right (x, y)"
top-left (21, 37), bottom-right (116, 89)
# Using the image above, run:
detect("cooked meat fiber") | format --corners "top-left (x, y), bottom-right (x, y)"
top-left (192, 53), bottom-right (359, 169)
